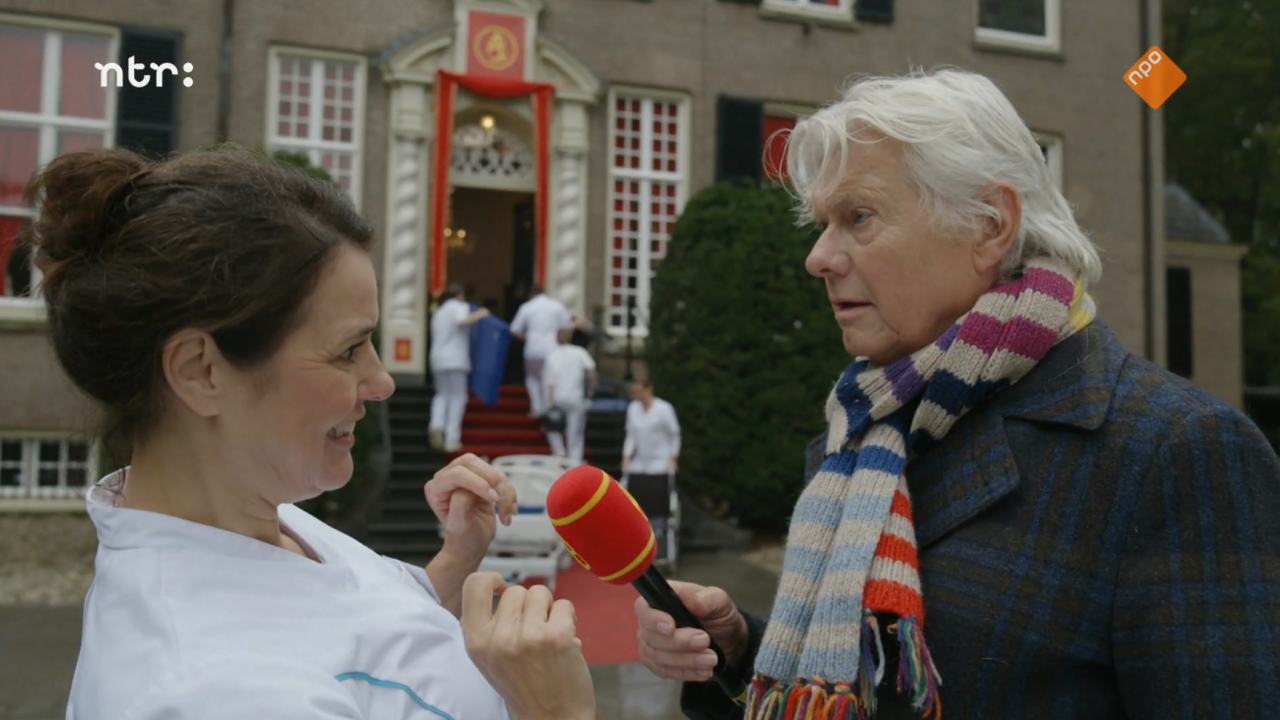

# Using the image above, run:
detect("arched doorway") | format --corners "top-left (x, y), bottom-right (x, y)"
top-left (376, 16), bottom-right (600, 381)
top-left (446, 104), bottom-right (536, 322)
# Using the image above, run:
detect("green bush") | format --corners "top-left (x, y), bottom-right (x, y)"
top-left (645, 182), bottom-right (851, 532)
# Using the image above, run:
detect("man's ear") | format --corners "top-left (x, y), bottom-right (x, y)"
top-left (973, 182), bottom-right (1022, 276)
top-left (160, 329), bottom-right (227, 418)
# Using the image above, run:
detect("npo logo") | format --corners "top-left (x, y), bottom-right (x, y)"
top-left (1124, 46), bottom-right (1186, 109)
top-left (96, 57), bottom-right (194, 88)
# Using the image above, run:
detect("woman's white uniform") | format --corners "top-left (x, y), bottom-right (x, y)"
top-left (623, 398), bottom-right (681, 474)
top-left (66, 471), bottom-right (508, 720)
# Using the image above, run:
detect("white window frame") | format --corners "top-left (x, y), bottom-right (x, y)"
top-left (1033, 131), bottom-right (1064, 191)
top-left (974, 0), bottom-right (1061, 56)
top-left (605, 87), bottom-right (691, 339)
top-left (0, 434), bottom-right (99, 502)
top-left (265, 46), bottom-right (366, 209)
top-left (0, 13), bottom-right (119, 324)
top-left (760, 0), bottom-right (856, 27)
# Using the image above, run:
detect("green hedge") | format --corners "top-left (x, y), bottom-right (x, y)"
top-left (645, 182), bottom-right (851, 532)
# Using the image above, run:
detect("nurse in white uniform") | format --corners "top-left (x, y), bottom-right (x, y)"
top-left (509, 287), bottom-right (572, 417)
top-left (22, 146), bottom-right (595, 720)
top-left (429, 283), bottom-right (490, 452)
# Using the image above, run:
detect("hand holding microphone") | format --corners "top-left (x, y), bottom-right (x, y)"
top-left (633, 580), bottom-right (748, 685)
top-left (548, 466), bottom-right (748, 696)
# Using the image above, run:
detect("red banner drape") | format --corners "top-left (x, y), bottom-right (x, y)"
top-left (431, 70), bottom-right (554, 295)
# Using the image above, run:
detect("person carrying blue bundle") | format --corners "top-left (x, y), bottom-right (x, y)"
top-left (429, 283), bottom-right (490, 453)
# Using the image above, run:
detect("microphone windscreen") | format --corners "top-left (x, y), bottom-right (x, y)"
top-left (547, 465), bottom-right (655, 585)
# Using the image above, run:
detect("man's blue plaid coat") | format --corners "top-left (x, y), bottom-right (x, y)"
top-left (683, 320), bottom-right (1280, 719)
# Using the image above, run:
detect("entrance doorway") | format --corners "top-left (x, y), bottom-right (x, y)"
top-left (444, 187), bottom-right (535, 384)
top-left (446, 187), bottom-right (535, 322)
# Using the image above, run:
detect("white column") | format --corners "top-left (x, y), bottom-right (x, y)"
top-left (380, 81), bottom-right (432, 378)
top-left (550, 100), bottom-right (589, 319)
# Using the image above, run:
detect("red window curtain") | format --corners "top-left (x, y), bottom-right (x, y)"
top-left (60, 32), bottom-right (110, 119)
top-left (0, 215), bottom-right (27, 296)
top-left (57, 130), bottom-right (104, 156)
top-left (763, 114), bottom-right (797, 182)
top-left (0, 25), bottom-right (44, 113)
top-left (0, 125), bottom-right (39, 207)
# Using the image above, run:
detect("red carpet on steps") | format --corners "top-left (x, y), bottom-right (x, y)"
top-left (551, 565), bottom-right (642, 666)
top-left (455, 384), bottom-right (552, 458)
top-left (451, 384), bottom-right (592, 461)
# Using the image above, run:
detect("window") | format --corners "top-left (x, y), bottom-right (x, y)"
top-left (1033, 131), bottom-right (1063, 190)
top-left (761, 0), bottom-right (855, 24)
top-left (0, 16), bottom-right (117, 305)
top-left (0, 436), bottom-right (97, 499)
top-left (267, 48), bottom-right (365, 206)
top-left (975, 0), bottom-right (1060, 55)
top-left (606, 89), bottom-right (690, 336)
top-left (717, 97), bottom-right (811, 183)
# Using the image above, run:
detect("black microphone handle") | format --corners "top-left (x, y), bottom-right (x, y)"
top-left (633, 566), bottom-right (743, 699)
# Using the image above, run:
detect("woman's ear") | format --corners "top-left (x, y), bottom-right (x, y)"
top-left (160, 329), bottom-right (226, 418)
top-left (973, 182), bottom-right (1022, 276)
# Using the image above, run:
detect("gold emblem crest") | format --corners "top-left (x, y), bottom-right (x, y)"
top-left (473, 25), bottom-right (520, 72)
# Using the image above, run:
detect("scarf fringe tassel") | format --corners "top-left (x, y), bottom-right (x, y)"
top-left (746, 615), bottom-right (942, 720)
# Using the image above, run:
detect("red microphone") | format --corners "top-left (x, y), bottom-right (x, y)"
top-left (546, 465), bottom-right (656, 584)
top-left (548, 466), bottom-right (736, 695)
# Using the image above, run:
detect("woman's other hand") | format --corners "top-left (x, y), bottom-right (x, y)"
top-left (634, 580), bottom-right (748, 682)
top-left (461, 572), bottom-right (596, 720)
top-left (425, 453), bottom-right (517, 564)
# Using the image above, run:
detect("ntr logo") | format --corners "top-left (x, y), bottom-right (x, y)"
top-left (96, 56), bottom-right (194, 88)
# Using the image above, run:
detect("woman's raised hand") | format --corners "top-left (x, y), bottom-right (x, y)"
top-left (424, 453), bottom-right (518, 564)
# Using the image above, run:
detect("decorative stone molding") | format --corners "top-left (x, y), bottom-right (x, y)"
top-left (451, 124), bottom-right (535, 191)
top-left (376, 4), bottom-right (600, 378)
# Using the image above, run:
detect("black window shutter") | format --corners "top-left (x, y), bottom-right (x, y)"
top-left (856, 0), bottom-right (894, 23)
top-left (1166, 266), bottom-right (1193, 377)
top-left (716, 96), bottom-right (764, 184)
top-left (115, 28), bottom-right (182, 157)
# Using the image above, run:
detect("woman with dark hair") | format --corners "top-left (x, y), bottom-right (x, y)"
top-left (24, 146), bottom-right (594, 719)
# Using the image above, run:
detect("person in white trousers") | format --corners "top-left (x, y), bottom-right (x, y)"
top-left (510, 286), bottom-right (571, 417)
top-left (543, 329), bottom-right (597, 465)
top-left (428, 284), bottom-right (489, 452)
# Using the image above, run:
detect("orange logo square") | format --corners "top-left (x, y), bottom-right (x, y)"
top-left (395, 338), bottom-right (412, 362)
top-left (1124, 46), bottom-right (1186, 109)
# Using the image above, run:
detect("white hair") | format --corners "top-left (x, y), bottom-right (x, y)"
top-left (784, 68), bottom-right (1102, 286)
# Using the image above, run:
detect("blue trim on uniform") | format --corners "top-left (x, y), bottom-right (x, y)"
top-left (334, 672), bottom-right (455, 720)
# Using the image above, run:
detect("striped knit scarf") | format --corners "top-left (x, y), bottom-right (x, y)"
top-left (747, 259), bottom-right (1096, 720)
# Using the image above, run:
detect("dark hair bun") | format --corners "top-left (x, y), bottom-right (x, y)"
top-left (20, 144), bottom-right (373, 447)
top-left (24, 148), bottom-right (150, 298)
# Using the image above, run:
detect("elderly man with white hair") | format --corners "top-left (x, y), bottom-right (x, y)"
top-left (635, 69), bottom-right (1280, 720)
